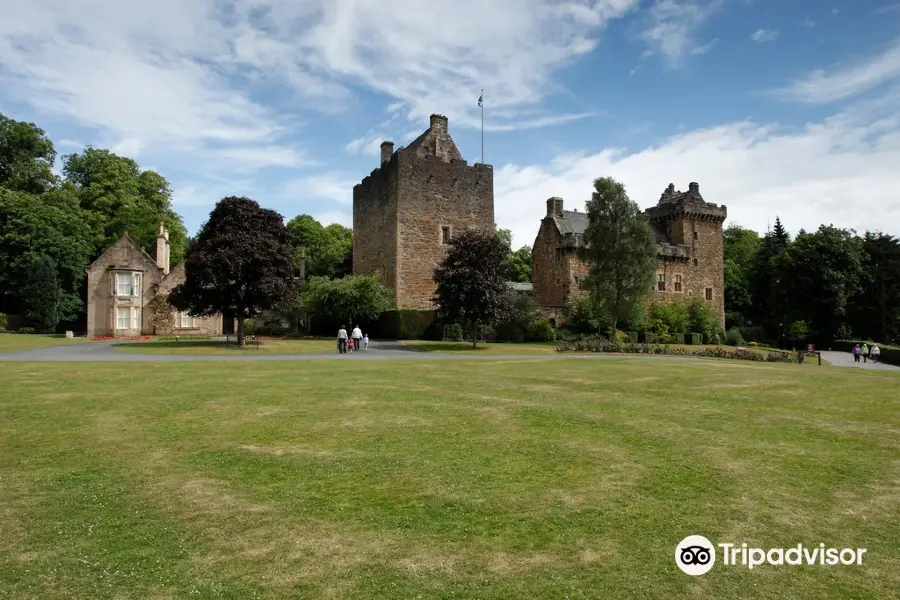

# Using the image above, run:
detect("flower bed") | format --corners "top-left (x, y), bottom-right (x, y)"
top-left (90, 336), bottom-right (152, 341)
top-left (557, 340), bottom-right (794, 363)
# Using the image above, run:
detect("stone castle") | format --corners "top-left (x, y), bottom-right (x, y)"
top-left (531, 182), bottom-right (727, 327)
top-left (352, 115), bottom-right (494, 309)
top-left (351, 114), bottom-right (725, 326)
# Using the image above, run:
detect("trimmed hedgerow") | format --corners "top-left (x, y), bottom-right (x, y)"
top-left (556, 340), bottom-right (794, 363)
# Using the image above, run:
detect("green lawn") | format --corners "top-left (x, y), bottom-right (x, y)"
top-left (402, 340), bottom-right (561, 354)
top-left (114, 339), bottom-right (338, 355)
top-left (1, 358), bottom-right (897, 599)
top-left (0, 332), bottom-right (86, 352)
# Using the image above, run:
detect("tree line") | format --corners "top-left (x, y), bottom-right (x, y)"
top-left (724, 218), bottom-right (900, 347)
top-left (0, 112), bottom-right (353, 333)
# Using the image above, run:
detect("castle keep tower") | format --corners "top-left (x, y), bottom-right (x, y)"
top-left (352, 114), bottom-right (495, 309)
top-left (644, 182), bottom-right (727, 327)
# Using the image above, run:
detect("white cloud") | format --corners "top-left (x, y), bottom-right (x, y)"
top-left (691, 38), bottom-right (720, 56)
top-left (0, 0), bottom-right (643, 163)
top-left (345, 134), bottom-right (388, 157)
top-left (800, 16), bottom-right (816, 28)
top-left (772, 38), bottom-right (900, 103)
top-left (278, 173), bottom-right (357, 206)
top-left (639, 0), bottom-right (723, 66)
top-left (751, 29), bottom-right (779, 43)
top-left (492, 88), bottom-right (900, 249)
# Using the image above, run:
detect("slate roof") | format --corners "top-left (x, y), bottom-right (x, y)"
top-left (551, 210), bottom-right (588, 236)
top-left (549, 209), bottom-right (674, 247)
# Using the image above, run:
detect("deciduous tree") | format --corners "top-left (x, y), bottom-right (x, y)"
top-left (168, 197), bottom-right (295, 347)
top-left (20, 254), bottom-right (61, 332)
top-left (432, 228), bottom-right (512, 348)
top-left (0, 114), bottom-right (57, 194)
top-left (299, 275), bottom-right (392, 327)
top-left (286, 214), bottom-right (353, 279)
top-left (581, 177), bottom-right (657, 332)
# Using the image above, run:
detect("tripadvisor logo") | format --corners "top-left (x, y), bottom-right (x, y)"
top-left (675, 536), bottom-right (867, 575)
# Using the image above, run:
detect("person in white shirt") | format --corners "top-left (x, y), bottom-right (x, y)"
top-left (337, 326), bottom-right (348, 354)
top-left (351, 325), bottom-right (363, 350)
top-left (871, 345), bottom-right (880, 363)
top-left (363, 334), bottom-right (369, 350)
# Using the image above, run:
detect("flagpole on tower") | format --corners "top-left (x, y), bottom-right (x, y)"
top-left (479, 89), bottom-right (484, 164)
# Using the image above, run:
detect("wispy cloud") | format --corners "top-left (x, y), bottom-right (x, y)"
top-left (772, 38), bottom-right (900, 103)
top-left (639, 0), bottom-right (724, 66)
top-left (800, 16), bottom-right (816, 28)
top-left (874, 3), bottom-right (900, 14)
top-left (691, 38), bottom-right (720, 56)
top-left (751, 29), bottom-right (779, 43)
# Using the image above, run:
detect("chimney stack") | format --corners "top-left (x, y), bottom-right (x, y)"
top-left (546, 197), bottom-right (564, 217)
top-left (156, 222), bottom-right (170, 274)
top-left (429, 114), bottom-right (448, 134)
top-left (380, 141), bottom-right (394, 165)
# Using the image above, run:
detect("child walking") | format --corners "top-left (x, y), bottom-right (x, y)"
top-left (363, 334), bottom-right (369, 350)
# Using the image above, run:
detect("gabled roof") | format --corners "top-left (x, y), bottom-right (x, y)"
top-left (86, 233), bottom-right (162, 271)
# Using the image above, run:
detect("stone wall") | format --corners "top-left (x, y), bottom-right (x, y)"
top-left (353, 156), bottom-right (399, 300)
top-left (154, 263), bottom-right (222, 336)
top-left (395, 151), bottom-right (494, 309)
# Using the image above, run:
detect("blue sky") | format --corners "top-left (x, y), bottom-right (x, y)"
top-left (2, 0), bottom-right (899, 249)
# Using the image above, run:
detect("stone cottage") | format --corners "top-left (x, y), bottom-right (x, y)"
top-left (531, 182), bottom-right (727, 328)
top-left (85, 224), bottom-right (232, 338)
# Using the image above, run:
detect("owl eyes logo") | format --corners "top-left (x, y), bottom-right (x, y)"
top-left (675, 535), bottom-right (716, 575)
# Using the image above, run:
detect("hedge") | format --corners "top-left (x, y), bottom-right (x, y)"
top-left (687, 332), bottom-right (703, 345)
top-left (370, 309), bottom-right (437, 340)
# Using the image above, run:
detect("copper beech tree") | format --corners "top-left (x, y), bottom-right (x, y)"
top-left (168, 197), bottom-right (295, 347)
top-left (432, 228), bottom-right (512, 348)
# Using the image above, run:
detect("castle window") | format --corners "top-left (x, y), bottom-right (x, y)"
top-left (657, 274), bottom-right (666, 292)
top-left (705, 287), bottom-right (713, 301)
top-left (693, 231), bottom-right (698, 240)
top-left (674, 275), bottom-right (682, 292)
top-left (441, 226), bottom-right (451, 245)
top-left (555, 248), bottom-right (563, 263)
top-left (693, 258), bottom-right (699, 266)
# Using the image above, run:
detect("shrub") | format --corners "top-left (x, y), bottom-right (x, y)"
top-left (642, 331), bottom-right (658, 344)
top-left (443, 323), bottom-right (464, 341)
top-left (615, 330), bottom-right (630, 343)
top-left (371, 309), bottom-right (436, 339)
top-left (0, 313), bottom-right (7, 329)
top-left (686, 332), bottom-right (703, 345)
top-left (529, 319), bottom-right (555, 342)
top-left (748, 341), bottom-right (758, 347)
top-left (566, 296), bottom-right (608, 334)
top-left (556, 340), bottom-right (793, 363)
top-left (18, 327), bottom-right (36, 334)
top-left (724, 328), bottom-right (745, 346)
top-left (673, 333), bottom-right (685, 345)
top-left (243, 320), bottom-right (257, 335)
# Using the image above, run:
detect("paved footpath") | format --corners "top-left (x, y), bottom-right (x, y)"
top-left (818, 350), bottom-right (900, 371)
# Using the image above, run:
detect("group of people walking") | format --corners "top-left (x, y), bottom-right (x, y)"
top-left (852, 343), bottom-right (880, 363)
top-left (336, 325), bottom-right (368, 354)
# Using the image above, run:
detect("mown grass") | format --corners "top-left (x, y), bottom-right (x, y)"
top-left (114, 339), bottom-right (337, 355)
top-left (0, 332), bottom-right (86, 352)
top-left (1, 357), bottom-right (898, 599)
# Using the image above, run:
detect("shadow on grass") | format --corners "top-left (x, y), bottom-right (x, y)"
top-left (115, 341), bottom-right (258, 351)
top-left (408, 343), bottom-right (494, 353)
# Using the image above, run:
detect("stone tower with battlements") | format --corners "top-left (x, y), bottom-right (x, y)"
top-left (352, 114), bottom-right (495, 309)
